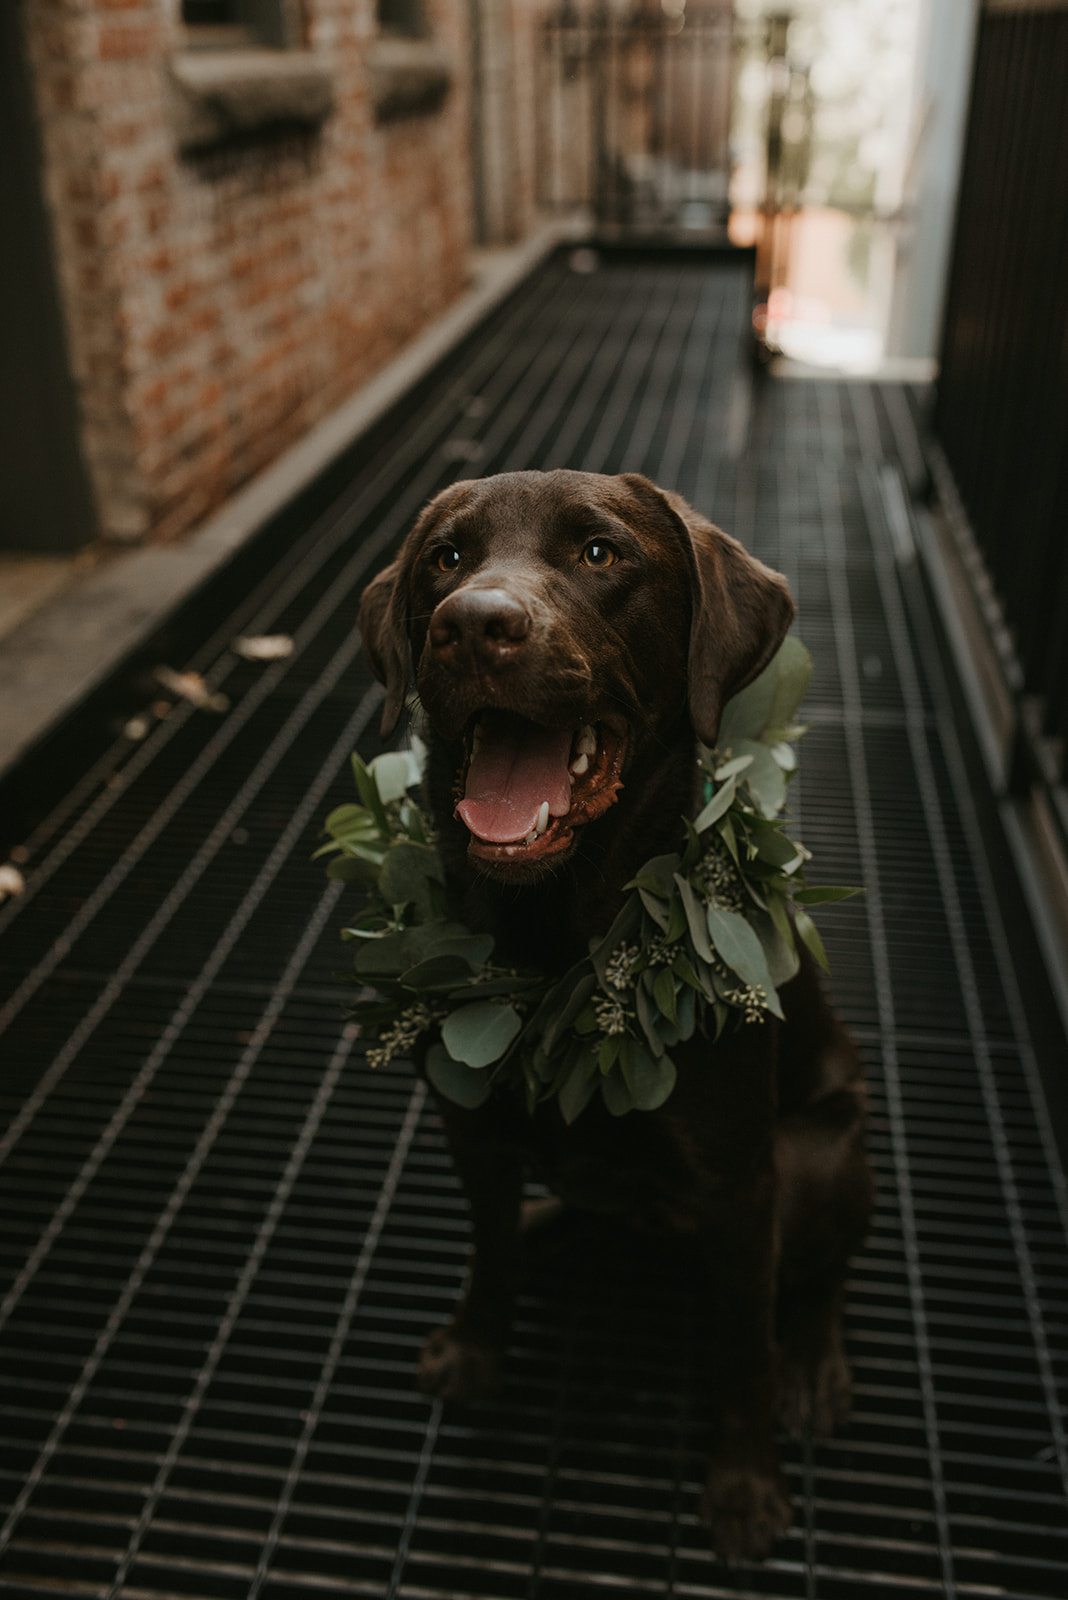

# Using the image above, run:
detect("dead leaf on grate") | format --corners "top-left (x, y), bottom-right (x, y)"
top-left (0, 864), bottom-right (26, 902)
top-left (231, 634), bottom-right (294, 661)
top-left (441, 438), bottom-right (484, 464)
top-left (154, 666), bottom-right (229, 713)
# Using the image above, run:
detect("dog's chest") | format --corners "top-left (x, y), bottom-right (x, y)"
top-left (520, 1098), bottom-right (722, 1235)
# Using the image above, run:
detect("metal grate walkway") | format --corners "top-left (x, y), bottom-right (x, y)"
top-left (1, 251), bottom-right (1067, 1598)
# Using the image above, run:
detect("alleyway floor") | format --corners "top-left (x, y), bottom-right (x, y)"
top-left (1, 250), bottom-right (1066, 1598)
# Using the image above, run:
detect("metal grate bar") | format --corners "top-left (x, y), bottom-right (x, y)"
top-left (817, 463), bottom-right (956, 1595)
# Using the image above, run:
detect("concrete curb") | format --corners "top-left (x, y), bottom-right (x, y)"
top-left (0, 220), bottom-right (582, 778)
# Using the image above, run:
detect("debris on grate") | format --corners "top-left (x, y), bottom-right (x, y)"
top-left (569, 246), bottom-right (600, 274)
top-left (441, 437), bottom-right (485, 463)
top-left (232, 632), bottom-right (295, 661)
top-left (153, 664), bottom-right (230, 712)
top-left (0, 861), bottom-right (25, 901)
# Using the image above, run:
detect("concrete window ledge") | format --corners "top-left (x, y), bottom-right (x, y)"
top-left (367, 37), bottom-right (452, 122)
top-left (168, 49), bottom-right (335, 152)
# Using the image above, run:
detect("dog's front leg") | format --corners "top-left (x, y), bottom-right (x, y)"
top-left (418, 1096), bottom-right (524, 1403)
top-left (700, 1166), bottom-right (792, 1562)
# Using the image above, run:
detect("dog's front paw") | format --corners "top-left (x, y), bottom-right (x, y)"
top-left (701, 1464), bottom-right (793, 1563)
top-left (417, 1324), bottom-right (503, 1402)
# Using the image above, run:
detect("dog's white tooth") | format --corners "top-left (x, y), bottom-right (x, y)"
top-left (570, 752), bottom-right (589, 776)
top-left (524, 829), bottom-right (538, 845)
top-left (471, 725), bottom-right (482, 753)
top-left (535, 802), bottom-right (549, 835)
top-left (577, 725), bottom-right (597, 757)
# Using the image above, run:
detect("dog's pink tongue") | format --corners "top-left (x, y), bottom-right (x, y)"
top-left (458, 723), bottom-right (573, 843)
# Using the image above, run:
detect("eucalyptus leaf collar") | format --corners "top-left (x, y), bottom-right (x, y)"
top-left (317, 638), bottom-right (858, 1122)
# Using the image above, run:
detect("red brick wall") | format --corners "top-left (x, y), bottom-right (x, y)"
top-left (24, 0), bottom-right (475, 543)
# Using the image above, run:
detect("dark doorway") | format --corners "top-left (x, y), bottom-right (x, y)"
top-left (0, 1), bottom-right (96, 552)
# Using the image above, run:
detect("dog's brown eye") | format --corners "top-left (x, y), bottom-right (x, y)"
top-left (437, 546), bottom-right (461, 573)
top-left (582, 541), bottom-right (617, 569)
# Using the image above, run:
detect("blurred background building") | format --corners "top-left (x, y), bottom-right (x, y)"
top-left (0, 0), bottom-right (989, 556)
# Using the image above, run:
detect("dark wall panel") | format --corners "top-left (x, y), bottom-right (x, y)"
top-left (0, 0), bottom-right (97, 551)
top-left (935, 2), bottom-right (1068, 747)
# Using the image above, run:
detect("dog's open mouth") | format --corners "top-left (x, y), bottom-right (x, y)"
top-left (455, 711), bottom-right (626, 863)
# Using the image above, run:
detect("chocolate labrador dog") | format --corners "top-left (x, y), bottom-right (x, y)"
top-left (359, 469), bottom-right (872, 1560)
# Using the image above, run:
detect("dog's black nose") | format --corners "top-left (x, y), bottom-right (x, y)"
top-left (428, 587), bottom-right (531, 664)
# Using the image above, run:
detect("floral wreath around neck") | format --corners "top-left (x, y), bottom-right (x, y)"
top-left (317, 637), bottom-right (858, 1122)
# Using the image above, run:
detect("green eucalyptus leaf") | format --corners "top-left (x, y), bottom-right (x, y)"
top-left (573, 1004), bottom-right (600, 1036)
top-left (354, 922), bottom-right (479, 979)
top-left (635, 977), bottom-right (666, 1058)
top-left (442, 1001), bottom-right (522, 1068)
top-left (705, 905), bottom-right (784, 1018)
top-left (765, 636), bottom-right (814, 732)
top-left (625, 853), bottom-right (679, 899)
top-left (598, 1034), bottom-right (621, 1072)
top-left (675, 983), bottom-right (696, 1041)
top-left (419, 931), bottom-right (495, 968)
top-left (665, 894), bottom-right (688, 943)
top-left (732, 740), bottom-right (787, 819)
top-left (620, 1037), bottom-right (677, 1110)
top-left (673, 950), bottom-right (714, 1001)
top-left (426, 1041), bottom-right (493, 1109)
top-left (794, 907), bottom-right (830, 973)
top-left (542, 972), bottom-right (598, 1052)
top-left (351, 755), bottom-right (389, 832)
top-left (378, 842), bottom-right (444, 914)
top-left (401, 953), bottom-right (483, 990)
top-left (717, 812), bottom-right (739, 864)
top-left (326, 854), bottom-right (380, 883)
top-left (793, 884), bottom-right (863, 905)
top-left (322, 803), bottom-right (382, 845)
top-left (749, 908), bottom-right (800, 988)
top-left (559, 1053), bottom-right (600, 1124)
top-left (752, 826), bottom-right (806, 870)
top-left (601, 1066), bottom-right (635, 1117)
top-left (638, 887), bottom-right (670, 931)
top-left (719, 637), bottom-right (813, 745)
top-left (713, 753), bottom-right (755, 781)
top-left (680, 817), bottom-right (703, 873)
top-left (674, 873), bottom-right (714, 963)
top-left (765, 890), bottom-right (796, 952)
top-left (652, 966), bottom-right (678, 1026)
top-left (354, 930), bottom-right (425, 978)
top-left (693, 776), bottom-right (737, 832)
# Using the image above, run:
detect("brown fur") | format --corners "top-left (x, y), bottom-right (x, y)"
top-left (359, 469), bottom-right (873, 1561)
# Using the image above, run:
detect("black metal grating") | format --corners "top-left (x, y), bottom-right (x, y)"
top-left (1, 251), bottom-right (1067, 1598)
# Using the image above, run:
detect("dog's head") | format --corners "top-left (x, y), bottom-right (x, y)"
top-left (360, 470), bottom-right (793, 875)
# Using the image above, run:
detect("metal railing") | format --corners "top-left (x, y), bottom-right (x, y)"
top-left (538, 0), bottom-right (734, 232)
top-left (935, 1), bottom-right (1068, 828)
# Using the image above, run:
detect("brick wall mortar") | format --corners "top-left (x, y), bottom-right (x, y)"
top-left (25, 0), bottom-right (478, 543)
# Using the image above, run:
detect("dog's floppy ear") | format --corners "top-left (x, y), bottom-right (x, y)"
top-left (359, 478), bottom-right (480, 739)
top-left (620, 475), bottom-right (795, 745)
top-left (359, 559), bottom-right (408, 739)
